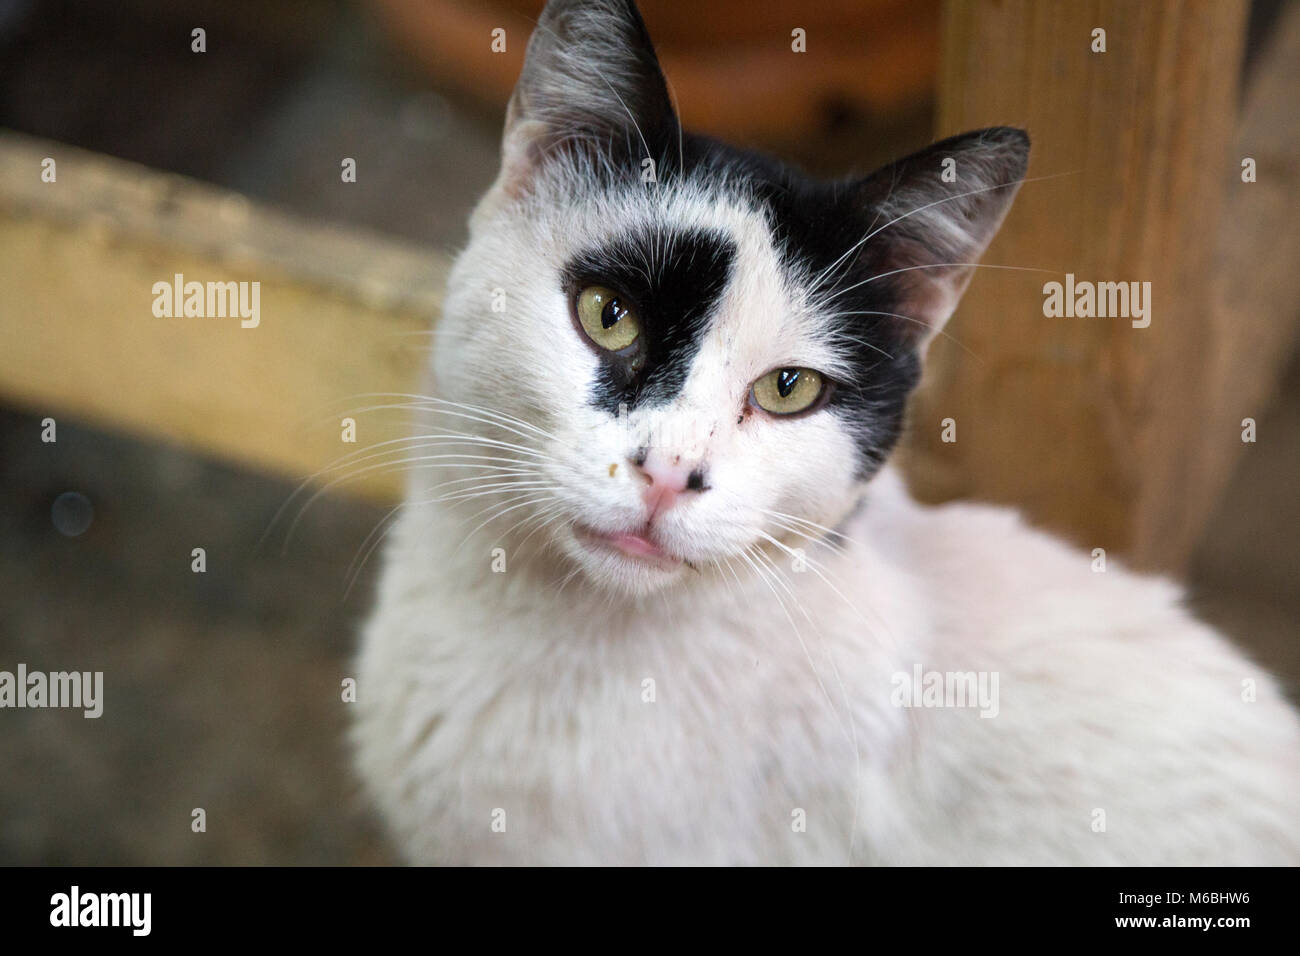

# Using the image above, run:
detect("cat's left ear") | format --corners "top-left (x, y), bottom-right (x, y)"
top-left (495, 0), bottom-right (678, 197)
top-left (852, 127), bottom-right (1030, 347)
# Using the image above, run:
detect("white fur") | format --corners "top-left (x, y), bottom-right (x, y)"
top-left (352, 158), bottom-right (1300, 864)
top-left (355, 462), bottom-right (1300, 864)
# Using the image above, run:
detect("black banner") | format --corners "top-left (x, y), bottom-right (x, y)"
top-left (0, 866), bottom-right (1288, 942)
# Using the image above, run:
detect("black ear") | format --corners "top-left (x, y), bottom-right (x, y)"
top-left (852, 127), bottom-right (1030, 344)
top-left (498, 0), bottom-right (678, 193)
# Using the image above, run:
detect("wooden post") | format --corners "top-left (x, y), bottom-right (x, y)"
top-left (902, 0), bottom-right (1256, 572)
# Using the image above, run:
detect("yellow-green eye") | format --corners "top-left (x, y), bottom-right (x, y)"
top-left (751, 367), bottom-right (826, 416)
top-left (575, 285), bottom-right (641, 352)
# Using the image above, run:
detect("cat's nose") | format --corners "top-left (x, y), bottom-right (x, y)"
top-left (629, 450), bottom-right (707, 518)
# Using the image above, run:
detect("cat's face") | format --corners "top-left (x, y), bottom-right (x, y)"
top-left (427, 0), bottom-right (1027, 596)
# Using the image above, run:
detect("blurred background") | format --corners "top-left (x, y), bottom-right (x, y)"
top-left (0, 0), bottom-right (1296, 864)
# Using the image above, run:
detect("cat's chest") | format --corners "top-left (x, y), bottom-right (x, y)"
top-left (360, 591), bottom-right (882, 853)
top-left (417, 603), bottom-right (831, 767)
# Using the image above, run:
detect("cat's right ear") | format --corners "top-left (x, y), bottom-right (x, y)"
top-left (493, 0), bottom-right (678, 198)
top-left (850, 127), bottom-right (1030, 348)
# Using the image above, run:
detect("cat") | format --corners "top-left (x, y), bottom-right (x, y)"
top-left (352, 0), bottom-right (1300, 864)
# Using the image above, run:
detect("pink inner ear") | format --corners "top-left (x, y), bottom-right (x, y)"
top-left (880, 245), bottom-right (976, 346)
top-left (495, 113), bottom-right (548, 201)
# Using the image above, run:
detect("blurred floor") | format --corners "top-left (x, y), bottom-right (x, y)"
top-left (0, 407), bottom-right (395, 864)
top-left (1189, 355), bottom-right (1300, 689)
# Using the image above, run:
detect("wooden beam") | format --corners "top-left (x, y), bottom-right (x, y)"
top-left (0, 131), bottom-right (448, 502)
top-left (902, 0), bottom-right (1270, 572)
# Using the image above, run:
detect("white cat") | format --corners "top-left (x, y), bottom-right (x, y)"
top-left (353, 0), bottom-right (1300, 864)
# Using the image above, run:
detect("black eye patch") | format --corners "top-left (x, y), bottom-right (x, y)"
top-left (746, 177), bottom-right (924, 480)
top-left (561, 226), bottom-right (735, 416)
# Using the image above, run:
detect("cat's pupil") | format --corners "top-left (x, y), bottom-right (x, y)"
top-left (601, 298), bottom-right (625, 329)
top-left (777, 368), bottom-right (800, 398)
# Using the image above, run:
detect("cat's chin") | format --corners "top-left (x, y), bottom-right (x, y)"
top-left (563, 523), bottom-right (688, 595)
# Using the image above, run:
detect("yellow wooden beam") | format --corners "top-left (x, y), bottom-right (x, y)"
top-left (0, 131), bottom-right (449, 502)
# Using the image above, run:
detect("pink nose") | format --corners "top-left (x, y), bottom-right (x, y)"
top-left (630, 452), bottom-right (706, 518)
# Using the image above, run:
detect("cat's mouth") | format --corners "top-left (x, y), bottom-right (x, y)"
top-left (571, 523), bottom-right (684, 572)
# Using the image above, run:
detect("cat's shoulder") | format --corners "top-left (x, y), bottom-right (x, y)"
top-left (860, 467), bottom-right (1285, 688)
top-left (864, 466), bottom-right (1182, 616)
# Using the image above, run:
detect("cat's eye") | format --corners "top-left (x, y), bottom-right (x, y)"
top-left (750, 367), bottom-right (827, 416)
top-left (575, 284), bottom-right (641, 352)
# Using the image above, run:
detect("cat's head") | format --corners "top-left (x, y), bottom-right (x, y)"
top-left (428, 0), bottom-right (1028, 596)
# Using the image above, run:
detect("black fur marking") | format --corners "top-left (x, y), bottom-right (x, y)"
top-left (563, 228), bottom-right (735, 415)
top-left (676, 135), bottom-right (924, 478)
top-left (646, 128), bottom-right (1020, 479)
